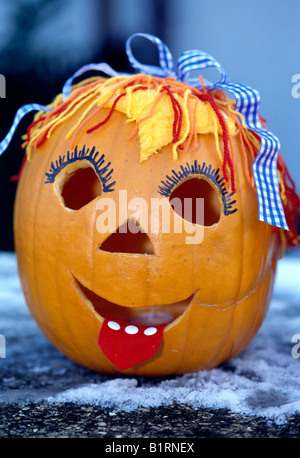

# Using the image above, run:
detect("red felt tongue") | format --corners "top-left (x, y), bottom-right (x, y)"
top-left (98, 316), bottom-right (166, 370)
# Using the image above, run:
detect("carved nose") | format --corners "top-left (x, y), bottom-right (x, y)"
top-left (100, 220), bottom-right (155, 255)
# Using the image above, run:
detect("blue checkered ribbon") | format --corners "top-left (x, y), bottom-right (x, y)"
top-left (0, 32), bottom-right (288, 230)
top-left (125, 34), bottom-right (288, 230)
top-left (0, 103), bottom-right (52, 155)
top-left (62, 62), bottom-right (119, 100)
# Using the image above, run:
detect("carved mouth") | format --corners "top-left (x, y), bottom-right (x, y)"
top-left (73, 275), bottom-right (195, 327)
top-left (72, 274), bottom-right (196, 370)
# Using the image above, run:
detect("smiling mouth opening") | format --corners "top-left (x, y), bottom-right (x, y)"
top-left (74, 277), bottom-right (195, 326)
top-left (73, 275), bottom-right (195, 370)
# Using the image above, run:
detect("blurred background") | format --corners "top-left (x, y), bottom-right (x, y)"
top-left (0, 0), bottom-right (299, 251)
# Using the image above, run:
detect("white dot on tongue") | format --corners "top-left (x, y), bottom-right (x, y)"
top-left (144, 327), bottom-right (157, 336)
top-left (128, 312), bottom-right (174, 326)
top-left (107, 320), bottom-right (121, 331)
top-left (125, 325), bottom-right (139, 335)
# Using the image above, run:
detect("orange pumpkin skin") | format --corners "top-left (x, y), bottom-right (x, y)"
top-left (14, 107), bottom-right (281, 376)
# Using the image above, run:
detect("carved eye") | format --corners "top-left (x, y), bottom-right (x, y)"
top-left (169, 177), bottom-right (221, 226)
top-left (159, 162), bottom-right (237, 226)
top-left (54, 162), bottom-right (102, 211)
top-left (45, 146), bottom-right (115, 211)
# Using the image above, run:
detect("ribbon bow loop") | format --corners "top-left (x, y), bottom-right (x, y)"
top-left (125, 33), bottom-right (229, 87)
top-left (125, 32), bottom-right (176, 79)
top-left (177, 48), bottom-right (229, 86)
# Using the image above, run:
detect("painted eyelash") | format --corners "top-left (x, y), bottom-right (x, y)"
top-left (158, 160), bottom-right (237, 216)
top-left (44, 144), bottom-right (116, 192)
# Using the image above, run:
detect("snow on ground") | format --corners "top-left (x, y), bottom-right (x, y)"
top-left (0, 251), bottom-right (300, 424)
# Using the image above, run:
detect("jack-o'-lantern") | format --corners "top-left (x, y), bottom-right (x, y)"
top-left (2, 34), bottom-right (299, 376)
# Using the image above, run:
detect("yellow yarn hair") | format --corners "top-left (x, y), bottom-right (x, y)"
top-left (24, 74), bottom-right (260, 193)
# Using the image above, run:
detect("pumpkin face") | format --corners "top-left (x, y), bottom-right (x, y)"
top-left (13, 75), bottom-right (282, 375)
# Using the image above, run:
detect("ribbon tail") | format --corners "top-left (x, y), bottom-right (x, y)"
top-left (215, 81), bottom-right (289, 231)
top-left (252, 133), bottom-right (289, 231)
top-left (0, 103), bottom-right (52, 157)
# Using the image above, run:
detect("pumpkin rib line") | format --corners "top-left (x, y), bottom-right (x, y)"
top-left (227, 164), bottom-right (244, 361)
top-left (32, 153), bottom-right (58, 338)
top-left (192, 274), bottom-right (272, 311)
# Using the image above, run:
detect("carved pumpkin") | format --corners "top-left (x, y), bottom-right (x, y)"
top-left (11, 70), bottom-right (299, 376)
top-left (5, 33), bottom-right (297, 376)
